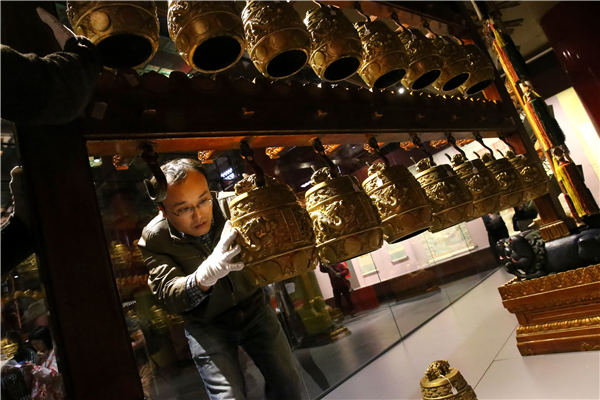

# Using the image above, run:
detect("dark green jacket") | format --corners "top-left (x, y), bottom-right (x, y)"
top-left (137, 196), bottom-right (260, 322)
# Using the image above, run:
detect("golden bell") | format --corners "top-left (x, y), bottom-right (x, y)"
top-left (397, 27), bottom-right (443, 91)
top-left (415, 158), bottom-right (474, 233)
top-left (481, 152), bottom-right (526, 210)
top-left (305, 5), bottom-right (362, 82)
top-left (66, 1), bottom-right (159, 69)
top-left (306, 167), bottom-right (383, 264)
top-left (355, 20), bottom-right (408, 89)
top-left (229, 174), bottom-right (317, 286)
top-left (420, 360), bottom-right (478, 400)
top-left (450, 154), bottom-right (502, 219)
top-left (458, 44), bottom-right (495, 96)
top-left (167, 1), bottom-right (245, 73)
top-left (242, 1), bottom-right (311, 79)
top-left (506, 150), bottom-right (550, 201)
top-left (362, 161), bottom-right (432, 243)
top-left (430, 35), bottom-right (471, 92)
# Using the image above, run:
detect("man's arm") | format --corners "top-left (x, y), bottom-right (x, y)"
top-left (0, 36), bottom-right (101, 126)
top-left (138, 243), bottom-right (211, 315)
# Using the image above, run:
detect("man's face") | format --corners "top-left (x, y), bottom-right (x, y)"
top-left (161, 170), bottom-right (213, 237)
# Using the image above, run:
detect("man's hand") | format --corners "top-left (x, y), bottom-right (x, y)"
top-left (195, 221), bottom-right (244, 288)
top-left (36, 7), bottom-right (75, 50)
top-left (9, 166), bottom-right (32, 228)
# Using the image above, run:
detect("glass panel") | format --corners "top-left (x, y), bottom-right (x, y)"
top-left (88, 141), bottom-right (499, 399)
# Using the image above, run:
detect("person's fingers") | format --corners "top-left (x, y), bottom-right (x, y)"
top-left (219, 222), bottom-right (238, 250)
top-left (227, 261), bottom-right (245, 271)
top-left (223, 244), bottom-right (241, 261)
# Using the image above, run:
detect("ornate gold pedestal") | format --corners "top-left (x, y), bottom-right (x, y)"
top-left (498, 264), bottom-right (600, 355)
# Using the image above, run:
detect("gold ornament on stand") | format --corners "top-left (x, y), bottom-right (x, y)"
top-left (242, 1), bottom-right (311, 79)
top-left (167, 1), bottom-right (245, 73)
top-left (506, 150), bottom-right (550, 202)
top-left (362, 138), bottom-right (432, 243)
top-left (66, 1), bottom-right (160, 69)
top-left (446, 135), bottom-right (501, 219)
top-left (430, 35), bottom-right (471, 92)
top-left (458, 44), bottom-right (495, 96)
top-left (393, 18), bottom-right (442, 91)
top-left (305, 4), bottom-right (362, 82)
top-left (306, 139), bottom-right (383, 264)
top-left (230, 142), bottom-right (317, 286)
top-left (355, 19), bottom-right (408, 89)
top-left (420, 360), bottom-right (478, 400)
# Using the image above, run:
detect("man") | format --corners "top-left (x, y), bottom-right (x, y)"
top-left (138, 159), bottom-right (303, 400)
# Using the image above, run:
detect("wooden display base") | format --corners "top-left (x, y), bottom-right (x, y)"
top-left (498, 264), bottom-right (600, 355)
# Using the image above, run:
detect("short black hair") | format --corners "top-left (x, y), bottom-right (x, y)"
top-left (29, 326), bottom-right (52, 350)
top-left (148, 158), bottom-right (207, 204)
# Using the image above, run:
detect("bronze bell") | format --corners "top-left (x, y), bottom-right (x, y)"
top-left (362, 161), bottom-right (432, 243)
top-left (66, 1), bottom-right (160, 69)
top-left (304, 5), bottom-right (362, 82)
top-left (242, 1), bottom-right (311, 79)
top-left (355, 20), bottom-right (408, 89)
top-left (481, 152), bottom-right (526, 210)
top-left (420, 360), bottom-right (478, 400)
top-left (306, 167), bottom-right (383, 265)
top-left (506, 150), bottom-right (550, 202)
top-left (167, 1), bottom-right (245, 73)
top-left (430, 35), bottom-right (471, 92)
top-left (229, 174), bottom-right (317, 287)
top-left (458, 44), bottom-right (495, 96)
top-left (450, 153), bottom-right (502, 219)
top-left (415, 158), bottom-right (474, 233)
top-left (397, 27), bottom-right (443, 91)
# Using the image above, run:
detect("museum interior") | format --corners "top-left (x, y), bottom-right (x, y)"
top-left (1, 1), bottom-right (598, 400)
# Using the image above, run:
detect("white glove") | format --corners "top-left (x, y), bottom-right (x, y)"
top-left (195, 221), bottom-right (245, 287)
top-left (36, 7), bottom-right (75, 50)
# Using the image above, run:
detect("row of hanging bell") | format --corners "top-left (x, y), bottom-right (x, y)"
top-left (224, 135), bottom-right (548, 286)
top-left (66, 1), bottom-right (495, 95)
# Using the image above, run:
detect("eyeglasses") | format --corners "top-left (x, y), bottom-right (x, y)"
top-left (169, 198), bottom-right (213, 217)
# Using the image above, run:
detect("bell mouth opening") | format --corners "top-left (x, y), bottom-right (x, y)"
top-left (323, 57), bottom-right (360, 82)
top-left (465, 79), bottom-right (493, 96)
top-left (411, 69), bottom-right (441, 91)
top-left (97, 34), bottom-right (154, 69)
top-left (387, 227), bottom-right (429, 243)
top-left (192, 36), bottom-right (242, 73)
top-left (442, 73), bottom-right (470, 91)
top-left (267, 50), bottom-right (307, 78)
top-left (373, 68), bottom-right (406, 89)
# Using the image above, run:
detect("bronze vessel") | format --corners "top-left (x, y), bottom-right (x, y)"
top-left (229, 174), bottom-right (317, 287)
top-left (66, 1), bottom-right (159, 69)
top-left (397, 27), bottom-right (443, 91)
top-left (506, 150), bottom-right (550, 201)
top-left (450, 154), bottom-right (502, 219)
top-left (355, 20), bottom-right (408, 89)
top-left (430, 35), bottom-right (471, 92)
top-left (305, 4), bottom-right (362, 82)
top-left (482, 152), bottom-right (526, 210)
top-left (306, 167), bottom-right (383, 265)
top-left (362, 161), bottom-right (432, 243)
top-left (459, 44), bottom-right (495, 96)
top-left (167, 1), bottom-right (245, 73)
top-left (420, 360), bottom-right (478, 400)
top-left (415, 158), bottom-right (474, 232)
top-left (242, 1), bottom-right (311, 79)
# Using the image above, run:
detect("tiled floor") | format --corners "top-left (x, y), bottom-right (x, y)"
top-left (324, 269), bottom-right (600, 400)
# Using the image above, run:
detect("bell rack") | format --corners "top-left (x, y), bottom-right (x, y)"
top-left (84, 70), bottom-right (516, 158)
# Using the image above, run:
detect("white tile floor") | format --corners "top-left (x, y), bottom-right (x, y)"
top-left (324, 269), bottom-right (600, 400)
